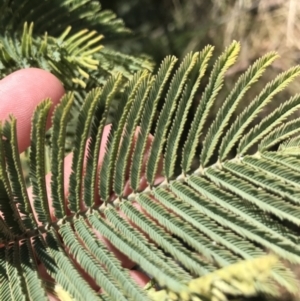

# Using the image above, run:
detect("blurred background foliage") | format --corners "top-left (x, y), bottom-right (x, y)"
top-left (101, 0), bottom-right (300, 74)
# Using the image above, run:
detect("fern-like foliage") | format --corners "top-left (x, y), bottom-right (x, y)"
top-left (0, 0), bottom-right (153, 92)
top-left (0, 0), bottom-right (153, 161)
top-left (1, 41), bottom-right (300, 301)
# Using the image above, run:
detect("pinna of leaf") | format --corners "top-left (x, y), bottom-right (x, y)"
top-left (0, 69), bottom-right (152, 298)
top-left (0, 68), bottom-right (162, 300)
top-left (1, 41), bottom-right (300, 301)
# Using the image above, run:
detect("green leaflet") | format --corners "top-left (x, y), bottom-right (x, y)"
top-left (104, 207), bottom-right (189, 281)
top-left (89, 212), bottom-right (186, 292)
top-left (201, 52), bottom-right (278, 167)
top-left (19, 240), bottom-right (48, 300)
top-left (0, 247), bottom-right (10, 300)
top-left (154, 186), bottom-right (263, 260)
top-left (45, 230), bottom-right (99, 301)
top-left (120, 201), bottom-right (213, 277)
top-left (74, 217), bottom-right (149, 301)
top-left (278, 136), bottom-right (300, 156)
top-left (184, 175), bottom-right (300, 265)
top-left (146, 52), bottom-right (199, 185)
top-left (59, 222), bottom-right (128, 301)
top-left (69, 89), bottom-right (101, 213)
top-left (130, 55), bottom-right (177, 191)
top-left (262, 151), bottom-right (300, 171)
top-left (21, 22), bottom-right (33, 58)
top-left (220, 65), bottom-right (300, 161)
top-left (2, 118), bottom-right (34, 231)
top-left (6, 243), bottom-right (26, 301)
top-left (84, 74), bottom-right (123, 207)
top-left (51, 93), bottom-right (74, 219)
top-left (224, 160), bottom-right (300, 205)
top-left (239, 93), bottom-right (300, 155)
top-left (186, 174), bottom-right (295, 237)
top-left (243, 156), bottom-right (300, 190)
top-left (182, 41), bottom-right (240, 173)
top-left (164, 46), bottom-right (214, 179)
top-left (30, 99), bottom-right (52, 224)
top-left (99, 71), bottom-right (147, 201)
top-left (33, 235), bottom-right (74, 299)
top-left (259, 117), bottom-right (300, 151)
top-left (206, 167), bottom-right (300, 227)
top-left (137, 193), bottom-right (235, 267)
top-left (0, 180), bottom-right (13, 239)
top-left (113, 75), bottom-right (153, 196)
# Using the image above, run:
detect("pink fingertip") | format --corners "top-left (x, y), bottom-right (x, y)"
top-left (0, 68), bottom-right (65, 153)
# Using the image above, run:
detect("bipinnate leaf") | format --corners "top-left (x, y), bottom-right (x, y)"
top-left (1, 41), bottom-right (300, 301)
